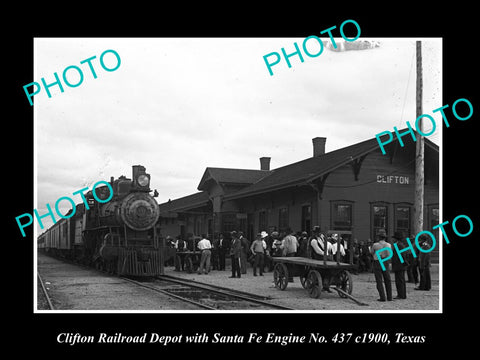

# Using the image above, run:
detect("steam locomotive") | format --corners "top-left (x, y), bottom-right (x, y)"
top-left (38, 165), bottom-right (164, 276)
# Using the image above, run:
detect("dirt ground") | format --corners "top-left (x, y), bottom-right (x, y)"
top-left (36, 253), bottom-right (439, 312)
top-left (37, 253), bottom-right (200, 311)
top-left (163, 258), bottom-right (440, 312)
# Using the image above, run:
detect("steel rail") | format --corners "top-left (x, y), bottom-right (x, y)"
top-left (159, 274), bottom-right (271, 299)
top-left (120, 276), bottom-right (216, 310)
top-left (38, 273), bottom-right (54, 310)
top-left (157, 275), bottom-right (294, 310)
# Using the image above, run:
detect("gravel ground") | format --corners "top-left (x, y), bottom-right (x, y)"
top-left (164, 259), bottom-right (439, 311)
top-left (37, 253), bottom-right (200, 311)
top-left (37, 253), bottom-right (439, 311)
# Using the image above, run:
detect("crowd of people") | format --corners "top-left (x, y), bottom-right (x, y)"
top-left (164, 226), bottom-right (432, 300)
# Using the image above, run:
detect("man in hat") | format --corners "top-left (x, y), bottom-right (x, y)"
top-left (217, 233), bottom-right (228, 271)
top-left (310, 226), bottom-right (333, 261)
top-left (237, 231), bottom-right (249, 274)
top-left (370, 228), bottom-right (392, 301)
top-left (330, 233), bottom-right (346, 262)
top-left (416, 234), bottom-right (432, 291)
top-left (297, 231), bottom-right (309, 258)
top-left (250, 232), bottom-right (267, 276)
top-left (271, 231), bottom-right (283, 257)
top-left (391, 231), bottom-right (407, 299)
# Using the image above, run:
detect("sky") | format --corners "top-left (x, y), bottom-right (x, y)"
top-left (33, 37), bottom-right (442, 235)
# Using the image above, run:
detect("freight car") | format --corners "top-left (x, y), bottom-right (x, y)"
top-left (39, 165), bottom-right (166, 277)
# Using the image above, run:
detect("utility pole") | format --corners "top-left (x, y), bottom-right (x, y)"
top-left (414, 40), bottom-right (424, 236)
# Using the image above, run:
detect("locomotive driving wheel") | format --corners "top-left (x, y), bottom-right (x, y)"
top-left (273, 263), bottom-right (289, 290)
top-left (335, 270), bottom-right (353, 298)
top-left (305, 270), bottom-right (322, 299)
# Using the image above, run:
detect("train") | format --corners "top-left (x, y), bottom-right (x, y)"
top-left (38, 165), bottom-right (165, 277)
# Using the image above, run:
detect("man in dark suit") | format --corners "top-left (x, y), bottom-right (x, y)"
top-left (217, 233), bottom-right (228, 271)
top-left (229, 231), bottom-right (242, 278)
top-left (238, 231), bottom-right (249, 274)
top-left (370, 228), bottom-right (392, 302)
top-left (416, 234), bottom-right (432, 291)
top-left (392, 231), bottom-right (407, 299)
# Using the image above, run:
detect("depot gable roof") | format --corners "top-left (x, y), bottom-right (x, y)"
top-left (224, 131), bottom-right (438, 200)
top-left (158, 191), bottom-right (210, 215)
top-left (197, 167), bottom-right (272, 191)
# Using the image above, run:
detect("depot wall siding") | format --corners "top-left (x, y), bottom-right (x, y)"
top-left (228, 146), bottom-right (438, 242)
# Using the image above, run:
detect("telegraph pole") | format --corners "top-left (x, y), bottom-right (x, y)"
top-left (414, 40), bottom-right (424, 236)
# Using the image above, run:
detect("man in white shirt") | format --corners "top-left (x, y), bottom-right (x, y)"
top-left (281, 228), bottom-right (299, 257)
top-left (250, 232), bottom-right (267, 276)
top-left (197, 234), bottom-right (212, 274)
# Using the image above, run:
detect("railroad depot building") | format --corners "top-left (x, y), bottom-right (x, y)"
top-left (158, 133), bottom-right (439, 252)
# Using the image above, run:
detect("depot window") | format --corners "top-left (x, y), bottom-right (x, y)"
top-left (301, 205), bottom-right (312, 233)
top-left (395, 204), bottom-right (411, 237)
top-left (258, 210), bottom-right (267, 233)
top-left (371, 202), bottom-right (389, 239)
top-left (331, 201), bottom-right (353, 230)
top-left (278, 207), bottom-right (289, 231)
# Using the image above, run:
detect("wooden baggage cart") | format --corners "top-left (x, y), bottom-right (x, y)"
top-left (272, 230), bottom-right (354, 299)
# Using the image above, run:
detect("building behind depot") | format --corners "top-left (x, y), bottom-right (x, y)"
top-left (157, 132), bottom-right (439, 261)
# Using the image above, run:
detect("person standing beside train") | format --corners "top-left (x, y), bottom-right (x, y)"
top-left (281, 228), bottom-right (298, 257)
top-left (330, 233), bottom-right (346, 262)
top-left (211, 234), bottom-right (219, 271)
top-left (281, 229), bottom-right (298, 282)
top-left (197, 234), bottom-right (212, 275)
top-left (297, 231), bottom-right (309, 258)
top-left (174, 235), bottom-right (186, 271)
top-left (250, 233), bottom-right (267, 276)
top-left (416, 234), bottom-right (432, 291)
top-left (238, 231), bottom-right (249, 275)
top-left (310, 226), bottom-right (332, 261)
top-left (371, 229), bottom-right (393, 302)
top-left (391, 231), bottom-right (407, 299)
top-left (271, 231), bottom-right (283, 257)
top-left (229, 231), bottom-right (242, 278)
top-left (217, 233), bottom-right (228, 271)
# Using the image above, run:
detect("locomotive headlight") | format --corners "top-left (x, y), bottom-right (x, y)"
top-left (137, 174), bottom-right (149, 187)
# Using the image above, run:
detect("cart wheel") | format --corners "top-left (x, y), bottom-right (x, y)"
top-left (185, 257), bottom-right (193, 273)
top-left (273, 263), bottom-right (289, 290)
top-left (336, 270), bottom-right (353, 298)
top-left (300, 270), bottom-right (309, 289)
top-left (306, 270), bottom-right (322, 299)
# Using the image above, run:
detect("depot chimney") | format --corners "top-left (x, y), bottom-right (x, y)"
top-left (312, 137), bottom-right (327, 157)
top-left (260, 157), bottom-right (271, 171)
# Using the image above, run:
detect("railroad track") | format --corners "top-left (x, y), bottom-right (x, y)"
top-left (39, 253), bottom-right (293, 310)
top-left (37, 273), bottom-right (54, 310)
top-left (122, 276), bottom-right (293, 310)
